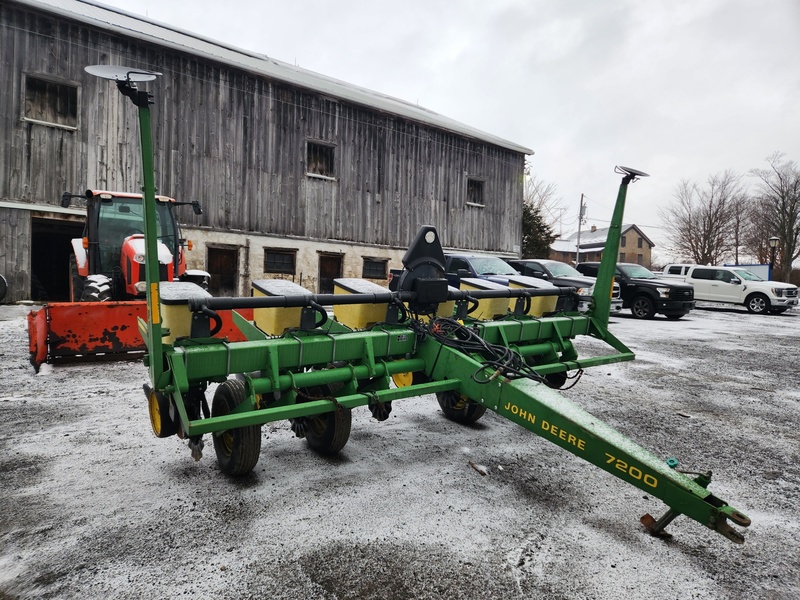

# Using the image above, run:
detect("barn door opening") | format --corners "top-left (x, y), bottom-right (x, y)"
top-left (318, 253), bottom-right (342, 294)
top-left (31, 217), bottom-right (84, 301)
top-left (207, 245), bottom-right (239, 297)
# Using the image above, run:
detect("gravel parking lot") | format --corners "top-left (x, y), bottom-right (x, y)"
top-left (1, 303), bottom-right (798, 599)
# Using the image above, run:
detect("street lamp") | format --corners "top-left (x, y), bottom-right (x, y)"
top-left (768, 236), bottom-right (780, 278)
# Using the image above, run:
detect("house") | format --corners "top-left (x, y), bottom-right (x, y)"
top-left (0, 0), bottom-right (532, 302)
top-left (549, 224), bottom-right (655, 268)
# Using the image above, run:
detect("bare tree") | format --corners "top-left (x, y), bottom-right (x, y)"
top-left (749, 153), bottom-right (800, 280)
top-left (660, 171), bottom-right (745, 265)
top-left (523, 163), bottom-right (564, 231)
top-left (728, 192), bottom-right (751, 265)
top-left (742, 198), bottom-right (775, 264)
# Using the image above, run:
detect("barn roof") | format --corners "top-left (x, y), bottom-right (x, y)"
top-left (552, 224), bottom-right (656, 253)
top-left (15, 0), bottom-right (533, 155)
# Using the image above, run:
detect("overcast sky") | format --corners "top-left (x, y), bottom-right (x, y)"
top-left (99, 0), bottom-right (800, 260)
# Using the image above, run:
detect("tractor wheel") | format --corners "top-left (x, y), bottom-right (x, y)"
top-left (630, 295), bottom-right (656, 319)
top-left (30, 273), bottom-right (48, 302)
top-left (81, 274), bottom-right (113, 302)
top-left (69, 256), bottom-right (85, 302)
top-left (305, 407), bottom-right (352, 455)
top-left (147, 387), bottom-right (178, 438)
top-left (745, 293), bottom-right (770, 314)
top-left (436, 390), bottom-right (487, 424)
top-left (212, 380), bottom-right (261, 476)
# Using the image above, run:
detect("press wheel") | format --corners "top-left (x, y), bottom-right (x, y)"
top-left (436, 390), bottom-right (486, 424)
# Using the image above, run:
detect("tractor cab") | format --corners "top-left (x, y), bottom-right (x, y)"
top-left (62, 190), bottom-right (205, 300)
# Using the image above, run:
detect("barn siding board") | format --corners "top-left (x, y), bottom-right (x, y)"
top-left (0, 207), bottom-right (32, 302)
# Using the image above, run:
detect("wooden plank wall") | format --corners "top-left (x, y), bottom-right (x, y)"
top-left (0, 207), bottom-right (31, 302)
top-left (1, 3), bottom-right (525, 258)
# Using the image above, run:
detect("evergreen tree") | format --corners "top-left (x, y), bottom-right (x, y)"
top-left (521, 202), bottom-right (555, 258)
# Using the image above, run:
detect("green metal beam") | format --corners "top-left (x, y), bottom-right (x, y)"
top-left (186, 379), bottom-right (461, 435)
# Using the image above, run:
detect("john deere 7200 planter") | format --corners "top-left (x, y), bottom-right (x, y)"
top-left (88, 65), bottom-right (750, 545)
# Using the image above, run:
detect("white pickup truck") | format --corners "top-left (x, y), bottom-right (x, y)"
top-left (661, 264), bottom-right (798, 314)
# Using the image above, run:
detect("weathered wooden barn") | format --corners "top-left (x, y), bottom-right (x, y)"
top-left (1, 0), bottom-right (531, 302)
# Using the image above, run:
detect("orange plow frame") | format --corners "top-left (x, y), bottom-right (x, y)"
top-left (28, 302), bottom-right (252, 372)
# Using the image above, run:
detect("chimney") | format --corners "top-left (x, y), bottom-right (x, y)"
top-left (591, 225), bottom-right (597, 233)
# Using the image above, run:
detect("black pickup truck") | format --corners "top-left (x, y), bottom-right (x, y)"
top-left (576, 262), bottom-right (695, 320)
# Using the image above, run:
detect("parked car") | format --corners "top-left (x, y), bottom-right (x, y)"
top-left (576, 262), bottom-right (695, 320)
top-left (443, 253), bottom-right (577, 315)
top-left (505, 258), bottom-right (623, 314)
top-left (389, 254), bottom-right (576, 314)
top-left (387, 256), bottom-right (521, 291)
top-left (443, 254), bottom-right (521, 286)
top-left (662, 264), bottom-right (798, 314)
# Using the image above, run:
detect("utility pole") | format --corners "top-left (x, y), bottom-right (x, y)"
top-left (575, 193), bottom-right (586, 264)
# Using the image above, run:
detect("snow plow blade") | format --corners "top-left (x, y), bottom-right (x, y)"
top-left (28, 301), bottom-right (252, 372)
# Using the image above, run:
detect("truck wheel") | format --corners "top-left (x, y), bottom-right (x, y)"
top-left (436, 391), bottom-right (487, 424)
top-left (212, 380), bottom-right (261, 476)
top-left (631, 295), bottom-right (656, 319)
top-left (69, 256), bottom-right (85, 302)
top-left (745, 293), bottom-right (769, 314)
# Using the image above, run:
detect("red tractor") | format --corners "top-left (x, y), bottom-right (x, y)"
top-left (61, 190), bottom-right (209, 300)
top-left (28, 190), bottom-right (216, 370)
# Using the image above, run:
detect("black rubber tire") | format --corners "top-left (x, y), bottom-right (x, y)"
top-left (81, 274), bottom-right (113, 302)
top-left (305, 407), bottom-right (352, 455)
top-left (69, 256), bottom-right (85, 302)
top-left (544, 372), bottom-right (569, 389)
top-left (30, 273), bottom-right (48, 302)
top-left (436, 390), bottom-right (487, 424)
top-left (745, 293), bottom-right (770, 314)
top-left (630, 295), bottom-right (656, 319)
top-left (147, 388), bottom-right (178, 438)
top-left (212, 380), bottom-right (261, 476)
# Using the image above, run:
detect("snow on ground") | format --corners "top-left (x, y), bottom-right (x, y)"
top-left (1, 303), bottom-right (798, 599)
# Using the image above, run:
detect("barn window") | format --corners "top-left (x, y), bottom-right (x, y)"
top-left (637, 237), bottom-right (643, 248)
top-left (24, 75), bottom-right (78, 129)
top-left (466, 178), bottom-right (485, 207)
top-left (362, 258), bottom-right (387, 279)
top-left (307, 141), bottom-right (335, 178)
top-left (621, 235), bottom-right (627, 247)
top-left (619, 252), bottom-right (625, 262)
top-left (264, 249), bottom-right (296, 274)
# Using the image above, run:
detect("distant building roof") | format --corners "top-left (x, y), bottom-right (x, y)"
top-left (552, 224), bottom-right (655, 253)
top-left (15, 0), bottom-right (533, 155)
